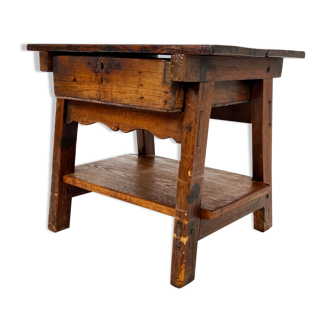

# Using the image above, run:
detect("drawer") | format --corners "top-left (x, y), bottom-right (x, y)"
top-left (53, 56), bottom-right (184, 111)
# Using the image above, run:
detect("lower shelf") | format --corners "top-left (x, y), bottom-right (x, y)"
top-left (63, 154), bottom-right (269, 220)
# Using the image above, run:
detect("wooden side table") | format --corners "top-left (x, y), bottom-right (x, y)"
top-left (28, 44), bottom-right (305, 288)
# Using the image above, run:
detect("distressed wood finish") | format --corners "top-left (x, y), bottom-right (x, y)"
top-left (66, 100), bottom-right (183, 143)
top-left (270, 81), bottom-right (275, 227)
top-left (199, 196), bottom-right (265, 240)
top-left (203, 167), bottom-right (269, 219)
top-left (63, 154), bottom-right (269, 220)
top-left (170, 82), bottom-right (214, 288)
top-left (28, 44), bottom-right (305, 58)
top-left (39, 51), bottom-right (53, 72)
top-left (210, 102), bottom-right (251, 123)
top-left (28, 43), bottom-right (305, 288)
top-left (251, 79), bottom-right (273, 232)
top-left (49, 99), bottom-right (78, 232)
top-left (170, 55), bottom-right (283, 82)
top-left (136, 130), bottom-right (155, 155)
top-left (212, 81), bottom-right (250, 107)
top-left (26, 44), bottom-right (223, 55)
top-left (54, 56), bottom-right (184, 111)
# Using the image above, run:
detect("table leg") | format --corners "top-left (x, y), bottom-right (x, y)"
top-left (171, 82), bottom-right (214, 288)
top-left (44, 73), bottom-right (55, 229)
top-left (251, 79), bottom-right (273, 232)
top-left (270, 80), bottom-right (275, 228)
top-left (136, 130), bottom-right (155, 156)
top-left (48, 99), bottom-right (78, 232)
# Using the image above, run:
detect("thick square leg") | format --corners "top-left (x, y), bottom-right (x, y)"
top-left (251, 79), bottom-right (273, 232)
top-left (171, 82), bottom-right (214, 288)
top-left (48, 99), bottom-right (78, 232)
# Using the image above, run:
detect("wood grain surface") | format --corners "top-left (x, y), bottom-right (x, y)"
top-left (251, 80), bottom-right (273, 231)
top-left (136, 130), bottom-right (155, 156)
top-left (49, 99), bottom-right (78, 232)
top-left (170, 55), bottom-right (283, 82)
top-left (63, 154), bottom-right (269, 220)
top-left (170, 82), bottom-right (214, 287)
top-left (212, 81), bottom-right (250, 106)
top-left (27, 44), bottom-right (305, 58)
top-left (199, 196), bottom-right (266, 240)
top-left (54, 56), bottom-right (184, 111)
top-left (39, 51), bottom-right (53, 72)
top-left (210, 102), bottom-right (251, 123)
top-left (66, 100), bottom-right (183, 143)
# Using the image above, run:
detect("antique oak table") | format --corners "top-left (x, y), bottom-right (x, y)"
top-left (28, 44), bottom-right (305, 288)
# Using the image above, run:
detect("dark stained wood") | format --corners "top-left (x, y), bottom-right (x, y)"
top-left (49, 99), bottom-right (78, 232)
top-left (270, 81), bottom-right (275, 228)
top-left (212, 81), bottom-right (250, 106)
top-left (199, 196), bottom-right (265, 240)
top-left (62, 154), bottom-right (269, 220)
top-left (66, 100), bottom-right (183, 143)
top-left (171, 82), bottom-right (214, 288)
top-left (251, 79), bottom-right (273, 232)
top-left (210, 102), bottom-right (251, 123)
top-left (213, 46), bottom-right (304, 58)
top-left (53, 56), bottom-right (184, 111)
top-left (27, 44), bottom-right (216, 55)
top-left (27, 44), bottom-right (305, 58)
top-left (136, 130), bottom-right (155, 155)
top-left (170, 55), bottom-right (283, 82)
top-left (266, 49), bottom-right (305, 58)
top-left (170, 82), bottom-right (185, 111)
top-left (72, 187), bottom-right (90, 197)
top-left (39, 51), bottom-right (53, 72)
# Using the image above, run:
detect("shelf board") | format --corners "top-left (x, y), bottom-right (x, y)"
top-left (63, 154), bottom-right (269, 220)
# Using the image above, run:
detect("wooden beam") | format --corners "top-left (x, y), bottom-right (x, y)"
top-left (66, 100), bottom-right (183, 143)
top-left (136, 130), bottom-right (155, 156)
top-left (49, 99), bottom-right (78, 232)
top-left (251, 79), bottom-right (273, 232)
top-left (171, 82), bottom-right (214, 288)
top-left (210, 102), bottom-right (251, 123)
top-left (39, 51), bottom-right (53, 72)
top-left (212, 81), bottom-right (250, 107)
top-left (199, 196), bottom-right (265, 240)
top-left (170, 55), bottom-right (283, 82)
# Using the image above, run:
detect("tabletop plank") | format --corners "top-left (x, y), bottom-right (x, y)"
top-left (27, 44), bottom-right (305, 58)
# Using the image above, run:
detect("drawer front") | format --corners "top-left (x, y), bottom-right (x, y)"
top-left (53, 56), bottom-right (184, 111)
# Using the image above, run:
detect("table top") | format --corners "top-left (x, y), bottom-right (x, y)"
top-left (27, 44), bottom-right (305, 58)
